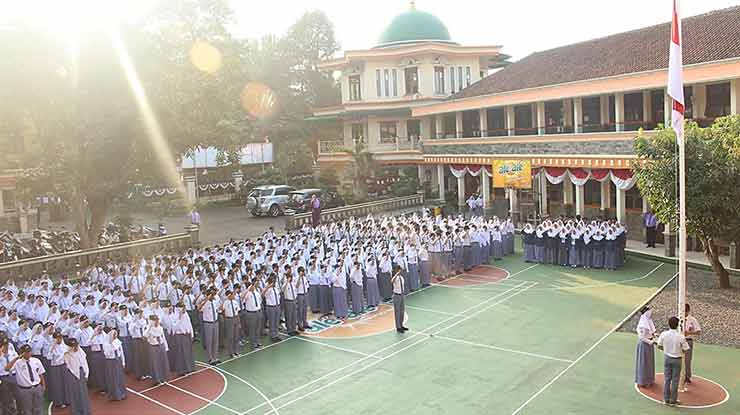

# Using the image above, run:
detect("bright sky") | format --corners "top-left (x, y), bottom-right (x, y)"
top-left (2, 0), bottom-right (738, 61)
top-left (231, 0), bottom-right (740, 60)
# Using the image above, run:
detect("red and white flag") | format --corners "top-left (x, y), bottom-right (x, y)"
top-left (667, 0), bottom-right (684, 141)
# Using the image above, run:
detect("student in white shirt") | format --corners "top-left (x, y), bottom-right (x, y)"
top-left (6, 344), bottom-right (46, 415)
top-left (144, 315), bottom-right (170, 385)
top-left (391, 267), bottom-right (408, 333)
top-left (683, 303), bottom-right (702, 385)
top-left (102, 329), bottom-right (127, 401)
top-left (63, 338), bottom-right (91, 415)
top-left (656, 316), bottom-right (690, 406)
top-left (198, 288), bottom-right (222, 365)
top-left (46, 332), bottom-right (69, 409)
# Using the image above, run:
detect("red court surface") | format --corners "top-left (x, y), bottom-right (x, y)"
top-left (433, 265), bottom-right (509, 286)
top-left (50, 363), bottom-right (225, 415)
top-left (635, 374), bottom-right (729, 408)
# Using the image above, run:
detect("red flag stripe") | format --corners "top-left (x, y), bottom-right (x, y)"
top-left (671, 0), bottom-right (681, 45)
top-left (673, 100), bottom-right (684, 115)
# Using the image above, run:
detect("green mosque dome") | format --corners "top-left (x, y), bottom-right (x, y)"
top-left (376, 3), bottom-right (455, 48)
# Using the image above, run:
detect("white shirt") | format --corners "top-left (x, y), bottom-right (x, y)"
top-left (243, 290), bottom-right (262, 312)
top-left (223, 299), bottom-right (241, 318)
top-left (201, 298), bottom-right (221, 323)
top-left (12, 357), bottom-right (45, 387)
top-left (392, 274), bottom-right (405, 295)
top-left (657, 329), bottom-right (690, 358)
top-left (64, 348), bottom-right (89, 380)
top-left (684, 315), bottom-right (702, 339)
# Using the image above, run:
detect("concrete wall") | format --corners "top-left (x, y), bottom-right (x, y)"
top-left (423, 138), bottom-right (634, 156)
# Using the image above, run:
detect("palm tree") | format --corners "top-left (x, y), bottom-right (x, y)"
top-left (347, 139), bottom-right (374, 201)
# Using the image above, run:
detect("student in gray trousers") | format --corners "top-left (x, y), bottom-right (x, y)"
top-left (391, 267), bottom-right (408, 333)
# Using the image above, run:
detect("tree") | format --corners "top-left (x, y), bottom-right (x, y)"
top-left (347, 140), bottom-right (375, 201)
top-left (634, 119), bottom-right (740, 288)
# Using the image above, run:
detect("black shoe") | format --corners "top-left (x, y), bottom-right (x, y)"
top-left (401, 327), bottom-right (409, 331)
top-left (271, 337), bottom-right (281, 342)
top-left (396, 328), bottom-right (405, 333)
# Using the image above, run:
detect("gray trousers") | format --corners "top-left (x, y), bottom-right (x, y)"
top-left (202, 321), bottom-right (219, 362)
top-left (663, 356), bottom-right (682, 403)
top-left (284, 300), bottom-right (297, 334)
top-left (685, 339), bottom-right (694, 382)
top-left (296, 294), bottom-right (308, 329)
top-left (266, 305), bottom-right (280, 338)
top-left (16, 384), bottom-right (43, 415)
top-left (245, 311), bottom-right (261, 347)
top-left (223, 316), bottom-right (240, 356)
top-left (393, 293), bottom-right (405, 330)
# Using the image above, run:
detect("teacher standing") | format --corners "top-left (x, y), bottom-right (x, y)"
top-left (311, 194), bottom-right (321, 228)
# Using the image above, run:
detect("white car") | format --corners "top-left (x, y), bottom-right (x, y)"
top-left (245, 185), bottom-right (295, 217)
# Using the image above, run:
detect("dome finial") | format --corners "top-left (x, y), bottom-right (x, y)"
top-left (409, 0), bottom-right (416, 10)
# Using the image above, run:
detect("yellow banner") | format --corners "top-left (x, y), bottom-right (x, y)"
top-left (492, 160), bottom-right (532, 188)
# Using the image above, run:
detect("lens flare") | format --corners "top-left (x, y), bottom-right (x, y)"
top-left (240, 82), bottom-right (277, 119)
top-left (190, 41), bottom-right (222, 74)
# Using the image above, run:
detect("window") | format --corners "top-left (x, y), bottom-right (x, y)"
top-left (625, 187), bottom-right (643, 210)
top-left (2, 189), bottom-right (17, 212)
top-left (706, 82), bottom-right (731, 118)
top-left (275, 187), bottom-right (291, 196)
top-left (404, 67), bottom-right (419, 95)
top-left (434, 66), bottom-right (445, 94)
top-left (392, 69), bottom-right (398, 96)
top-left (465, 66), bottom-right (471, 87)
top-left (383, 69), bottom-right (390, 97)
top-left (348, 75), bottom-right (361, 101)
top-left (449, 67), bottom-right (456, 93)
top-left (351, 123), bottom-right (364, 142)
top-left (379, 122), bottom-right (397, 144)
top-left (375, 69), bottom-right (381, 97)
top-left (458, 67), bottom-right (463, 91)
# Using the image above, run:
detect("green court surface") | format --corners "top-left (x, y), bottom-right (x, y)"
top-left (178, 253), bottom-right (739, 415)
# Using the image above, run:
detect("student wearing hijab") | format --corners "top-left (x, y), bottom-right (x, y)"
top-left (534, 226), bottom-right (545, 263)
top-left (144, 315), bottom-right (169, 385)
top-left (330, 264), bottom-right (348, 320)
top-left (63, 338), bottom-right (91, 415)
top-left (591, 231), bottom-right (605, 269)
top-left (102, 329), bottom-right (127, 401)
top-left (172, 303), bottom-right (195, 376)
top-left (568, 229), bottom-right (579, 268)
top-left (129, 308), bottom-right (150, 380)
top-left (635, 306), bottom-right (656, 388)
top-left (418, 243), bottom-right (431, 288)
top-left (605, 229), bottom-right (617, 271)
top-left (46, 332), bottom-right (69, 409)
top-left (491, 226), bottom-right (503, 260)
top-left (522, 224), bottom-right (535, 263)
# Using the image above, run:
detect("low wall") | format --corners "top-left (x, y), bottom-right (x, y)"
top-left (286, 193), bottom-right (425, 229)
top-left (0, 233), bottom-right (194, 282)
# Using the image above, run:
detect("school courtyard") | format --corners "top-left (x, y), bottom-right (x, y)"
top-left (53, 246), bottom-right (739, 415)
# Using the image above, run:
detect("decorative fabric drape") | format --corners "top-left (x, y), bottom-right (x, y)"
top-left (449, 164), bottom-right (467, 178)
top-left (467, 165), bottom-right (482, 177)
top-left (539, 167), bottom-right (635, 190)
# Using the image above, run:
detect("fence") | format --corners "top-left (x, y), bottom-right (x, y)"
top-left (286, 193), bottom-right (425, 229)
top-left (0, 231), bottom-right (196, 282)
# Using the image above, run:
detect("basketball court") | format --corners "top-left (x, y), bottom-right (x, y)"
top-left (48, 250), bottom-right (739, 415)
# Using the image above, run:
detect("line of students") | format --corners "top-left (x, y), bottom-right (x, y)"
top-left (521, 217), bottom-right (628, 270)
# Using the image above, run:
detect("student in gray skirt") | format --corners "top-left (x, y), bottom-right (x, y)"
top-left (102, 329), bottom-right (127, 401)
top-left (63, 338), bottom-right (92, 415)
top-left (171, 303), bottom-right (196, 376)
top-left (144, 315), bottom-right (170, 385)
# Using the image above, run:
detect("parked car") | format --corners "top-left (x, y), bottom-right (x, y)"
top-left (285, 188), bottom-right (345, 214)
top-left (245, 185), bottom-right (295, 217)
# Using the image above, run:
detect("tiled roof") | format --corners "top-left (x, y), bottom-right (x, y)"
top-left (451, 6), bottom-right (740, 100)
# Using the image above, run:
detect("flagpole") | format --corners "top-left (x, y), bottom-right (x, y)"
top-left (677, 121), bottom-right (687, 331)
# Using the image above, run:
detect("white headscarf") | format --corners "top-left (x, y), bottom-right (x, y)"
top-left (636, 308), bottom-right (655, 335)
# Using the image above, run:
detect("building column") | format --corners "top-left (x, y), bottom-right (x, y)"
top-left (479, 108), bottom-right (488, 137)
top-left (731, 79), bottom-right (740, 115)
top-left (600, 180), bottom-right (611, 215)
top-left (693, 84), bottom-right (706, 120)
top-left (506, 105), bottom-right (515, 136)
top-left (435, 115), bottom-right (444, 139)
top-left (616, 187), bottom-right (626, 224)
top-left (615, 92), bottom-right (625, 132)
top-left (457, 175), bottom-right (466, 208)
top-left (437, 165), bottom-right (445, 200)
top-left (575, 183), bottom-right (585, 217)
top-left (455, 111), bottom-right (463, 138)
top-left (664, 222), bottom-right (677, 257)
top-left (539, 169), bottom-right (548, 217)
top-left (573, 97), bottom-right (583, 133)
top-left (536, 101), bottom-right (546, 135)
top-left (600, 95), bottom-right (610, 126)
top-left (184, 176), bottom-right (197, 204)
top-left (643, 90), bottom-right (652, 124)
top-left (664, 89), bottom-right (672, 126)
top-left (563, 99), bottom-right (573, 129)
top-left (420, 117), bottom-right (432, 140)
top-left (418, 165), bottom-right (426, 184)
top-left (509, 188), bottom-right (519, 223)
top-left (481, 169), bottom-right (491, 209)
top-left (562, 175), bottom-right (574, 206)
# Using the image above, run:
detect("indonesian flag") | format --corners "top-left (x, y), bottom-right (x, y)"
top-left (667, 0), bottom-right (684, 142)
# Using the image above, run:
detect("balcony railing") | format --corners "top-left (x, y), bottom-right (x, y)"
top-left (318, 140), bottom-right (346, 153)
top-left (318, 137), bottom-right (422, 155)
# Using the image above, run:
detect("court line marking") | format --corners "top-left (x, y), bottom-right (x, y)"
top-left (427, 334), bottom-right (575, 363)
top-left (161, 376), bottom-right (240, 415)
top-left (510, 271), bottom-right (679, 415)
top-left (293, 335), bottom-right (380, 358)
top-left (140, 337), bottom-right (296, 394)
top-left (438, 263), bottom-right (664, 292)
top-left (207, 364), bottom-right (280, 415)
top-left (432, 263), bottom-right (539, 288)
top-left (633, 374), bottom-right (730, 409)
top-left (260, 281), bottom-right (535, 415)
top-left (405, 305), bottom-right (458, 316)
top-left (242, 281), bottom-right (531, 415)
top-left (127, 387), bottom-right (188, 415)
